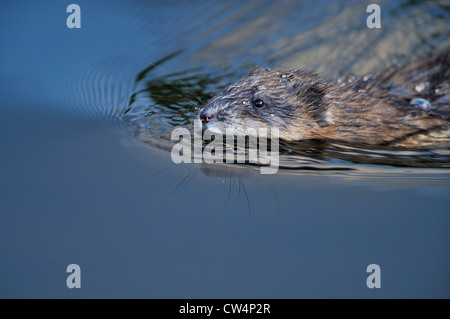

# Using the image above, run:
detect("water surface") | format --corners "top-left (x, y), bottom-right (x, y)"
top-left (0, 0), bottom-right (449, 298)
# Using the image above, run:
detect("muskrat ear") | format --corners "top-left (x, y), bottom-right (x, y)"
top-left (293, 78), bottom-right (328, 114)
top-left (305, 81), bottom-right (327, 102)
top-left (248, 66), bottom-right (269, 76)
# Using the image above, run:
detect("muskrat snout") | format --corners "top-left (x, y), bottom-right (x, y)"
top-left (199, 110), bottom-right (213, 124)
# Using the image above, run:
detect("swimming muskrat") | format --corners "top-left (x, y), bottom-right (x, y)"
top-left (199, 50), bottom-right (450, 148)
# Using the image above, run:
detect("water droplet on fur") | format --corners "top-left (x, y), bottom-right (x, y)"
top-left (410, 98), bottom-right (432, 111)
top-left (363, 75), bottom-right (369, 81)
top-left (414, 82), bottom-right (429, 93)
top-left (358, 89), bottom-right (366, 93)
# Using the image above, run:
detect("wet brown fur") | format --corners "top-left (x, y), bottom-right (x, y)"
top-left (199, 50), bottom-right (450, 148)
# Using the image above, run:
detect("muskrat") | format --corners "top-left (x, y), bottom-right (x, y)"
top-left (199, 50), bottom-right (450, 148)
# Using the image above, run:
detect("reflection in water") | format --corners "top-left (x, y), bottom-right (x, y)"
top-left (279, 140), bottom-right (450, 168)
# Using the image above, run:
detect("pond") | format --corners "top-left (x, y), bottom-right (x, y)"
top-left (0, 0), bottom-right (449, 298)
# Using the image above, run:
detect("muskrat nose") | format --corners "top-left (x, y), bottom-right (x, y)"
top-left (200, 111), bottom-right (213, 124)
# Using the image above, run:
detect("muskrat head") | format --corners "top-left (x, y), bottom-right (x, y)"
top-left (198, 66), bottom-right (329, 140)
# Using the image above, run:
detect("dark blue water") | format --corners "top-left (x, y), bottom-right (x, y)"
top-left (0, 0), bottom-right (449, 298)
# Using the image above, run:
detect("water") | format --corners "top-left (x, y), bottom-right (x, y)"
top-left (0, 0), bottom-right (449, 298)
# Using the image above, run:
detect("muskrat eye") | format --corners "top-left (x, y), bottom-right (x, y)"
top-left (252, 99), bottom-right (264, 108)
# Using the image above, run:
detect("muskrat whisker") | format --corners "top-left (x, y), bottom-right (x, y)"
top-left (147, 166), bottom-right (172, 179)
top-left (239, 178), bottom-right (251, 218)
top-left (235, 177), bottom-right (241, 204)
top-left (270, 185), bottom-right (281, 223)
top-left (163, 171), bottom-right (195, 202)
top-left (224, 176), bottom-right (232, 205)
top-left (186, 91), bottom-right (204, 105)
